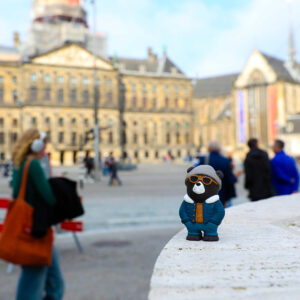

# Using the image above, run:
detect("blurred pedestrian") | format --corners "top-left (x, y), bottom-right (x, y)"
top-left (271, 139), bottom-right (299, 195)
top-left (108, 156), bottom-right (122, 186)
top-left (39, 132), bottom-right (52, 179)
top-left (11, 128), bottom-right (64, 300)
top-left (196, 140), bottom-right (237, 207)
top-left (244, 138), bottom-right (273, 201)
top-left (84, 156), bottom-right (94, 182)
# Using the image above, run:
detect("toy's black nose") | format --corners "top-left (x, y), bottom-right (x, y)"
top-left (196, 182), bottom-right (201, 186)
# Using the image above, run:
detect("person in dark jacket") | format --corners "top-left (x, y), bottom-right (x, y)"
top-left (244, 138), bottom-right (273, 201)
top-left (196, 140), bottom-right (237, 207)
top-left (271, 139), bottom-right (299, 195)
top-left (108, 156), bottom-right (122, 186)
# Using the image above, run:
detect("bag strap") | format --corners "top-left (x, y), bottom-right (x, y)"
top-left (17, 158), bottom-right (32, 201)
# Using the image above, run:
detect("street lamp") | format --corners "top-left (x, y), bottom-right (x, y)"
top-left (91, 0), bottom-right (101, 181)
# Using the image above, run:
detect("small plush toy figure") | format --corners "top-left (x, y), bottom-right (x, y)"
top-left (179, 165), bottom-right (225, 241)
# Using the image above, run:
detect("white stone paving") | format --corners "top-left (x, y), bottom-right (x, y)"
top-left (149, 194), bottom-right (300, 300)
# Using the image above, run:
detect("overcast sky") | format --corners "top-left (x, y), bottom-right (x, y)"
top-left (0, 0), bottom-right (299, 77)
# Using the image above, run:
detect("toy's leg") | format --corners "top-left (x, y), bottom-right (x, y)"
top-left (202, 222), bottom-right (219, 242)
top-left (185, 222), bottom-right (202, 241)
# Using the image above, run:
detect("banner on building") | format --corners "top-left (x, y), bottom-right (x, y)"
top-left (267, 86), bottom-right (277, 143)
top-left (237, 90), bottom-right (246, 143)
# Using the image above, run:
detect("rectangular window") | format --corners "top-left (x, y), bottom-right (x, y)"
top-left (108, 132), bottom-right (113, 144)
top-left (0, 118), bottom-right (4, 126)
top-left (0, 76), bottom-right (4, 84)
top-left (70, 77), bottom-right (77, 85)
top-left (107, 91), bottom-right (112, 104)
top-left (71, 132), bottom-right (76, 146)
top-left (132, 96), bottom-right (137, 107)
top-left (175, 98), bottom-right (179, 108)
top-left (44, 88), bottom-right (51, 101)
top-left (0, 132), bottom-right (4, 144)
top-left (142, 85), bottom-right (147, 93)
top-left (44, 74), bottom-right (51, 83)
top-left (0, 152), bottom-right (5, 160)
top-left (83, 90), bottom-right (89, 103)
top-left (31, 117), bottom-right (37, 126)
top-left (58, 118), bottom-right (64, 126)
top-left (84, 118), bottom-right (89, 127)
top-left (30, 73), bottom-right (37, 82)
top-left (165, 97), bottom-right (169, 108)
top-left (71, 89), bottom-right (77, 103)
top-left (152, 98), bottom-right (156, 109)
top-left (144, 133), bottom-right (148, 144)
top-left (45, 117), bottom-right (50, 125)
top-left (12, 76), bottom-right (17, 84)
top-left (133, 133), bottom-right (138, 144)
top-left (82, 77), bottom-right (89, 85)
top-left (46, 131), bottom-right (51, 143)
top-left (13, 90), bottom-right (18, 102)
top-left (58, 132), bottom-right (64, 143)
top-left (57, 76), bottom-right (64, 83)
top-left (96, 89), bottom-right (101, 105)
top-left (12, 119), bottom-right (18, 127)
top-left (30, 87), bottom-right (37, 101)
top-left (0, 88), bottom-right (3, 102)
top-left (58, 89), bottom-right (64, 103)
top-left (11, 133), bottom-right (18, 143)
top-left (142, 97), bottom-right (147, 108)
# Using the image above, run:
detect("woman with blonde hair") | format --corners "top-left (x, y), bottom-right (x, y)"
top-left (12, 128), bottom-right (64, 300)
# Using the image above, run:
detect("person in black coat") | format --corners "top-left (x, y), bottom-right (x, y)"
top-left (244, 138), bottom-right (274, 201)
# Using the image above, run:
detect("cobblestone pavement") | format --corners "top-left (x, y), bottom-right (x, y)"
top-left (0, 163), bottom-right (249, 300)
top-left (0, 163), bottom-right (249, 230)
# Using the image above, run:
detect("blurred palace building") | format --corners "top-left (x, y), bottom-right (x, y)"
top-left (0, 0), bottom-right (299, 165)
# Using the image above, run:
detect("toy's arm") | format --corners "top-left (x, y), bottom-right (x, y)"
top-left (179, 201), bottom-right (190, 224)
top-left (209, 201), bottom-right (225, 225)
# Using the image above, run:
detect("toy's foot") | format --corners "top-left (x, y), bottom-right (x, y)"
top-left (186, 234), bottom-right (202, 241)
top-left (203, 235), bottom-right (219, 242)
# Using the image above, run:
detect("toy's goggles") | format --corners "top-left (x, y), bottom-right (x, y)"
top-left (186, 175), bottom-right (218, 185)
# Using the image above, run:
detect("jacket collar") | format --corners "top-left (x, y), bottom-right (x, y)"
top-left (183, 194), bottom-right (219, 204)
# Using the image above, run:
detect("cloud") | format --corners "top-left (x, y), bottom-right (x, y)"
top-left (191, 0), bottom-right (300, 77)
top-left (87, 0), bottom-right (299, 77)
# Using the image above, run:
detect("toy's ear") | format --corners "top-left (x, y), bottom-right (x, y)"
top-left (186, 166), bottom-right (195, 173)
top-left (216, 170), bottom-right (224, 180)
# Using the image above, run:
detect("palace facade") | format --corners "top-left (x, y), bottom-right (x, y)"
top-left (1, 0), bottom-right (300, 165)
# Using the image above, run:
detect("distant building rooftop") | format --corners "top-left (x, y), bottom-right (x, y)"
top-left (193, 73), bottom-right (239, 98)
top-left (115, 48), bottom-right (186, 78)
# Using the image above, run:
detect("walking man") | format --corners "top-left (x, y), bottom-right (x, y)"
top-left (244, 138), bottom-right (273, 201)
top-left (271, 139), bottom-right (299, 195)
top-left (108, 157), bottom-right (122, 186)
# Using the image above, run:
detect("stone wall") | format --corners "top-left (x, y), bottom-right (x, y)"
top-left (149, 195), bottom-right (300, 300)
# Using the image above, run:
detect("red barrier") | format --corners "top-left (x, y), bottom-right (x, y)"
top-left (60, 221), bottom-right (83, 232)
top-left (0, 198), bottom-right (10, 209)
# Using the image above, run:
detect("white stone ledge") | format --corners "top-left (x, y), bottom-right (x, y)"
top-left (149, 195), bottom-right (300, 300)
